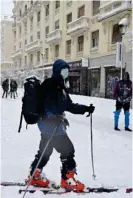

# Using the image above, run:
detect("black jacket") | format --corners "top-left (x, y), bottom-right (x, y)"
top-left (40, 77), bottom-right (88, 117)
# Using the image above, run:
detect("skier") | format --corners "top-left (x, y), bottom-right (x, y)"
top-left (27, 59), bottom-right (95, 191)
top-left (2, 79), bottom-right (9, 98)
top-left (113, 72), bottom-right (132, 131)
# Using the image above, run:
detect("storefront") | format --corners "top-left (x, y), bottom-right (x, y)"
top-left (89, 68), bottom-right (100, 97)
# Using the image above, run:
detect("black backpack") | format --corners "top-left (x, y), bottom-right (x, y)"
top-left (18, 76), bottom-right (42, 132)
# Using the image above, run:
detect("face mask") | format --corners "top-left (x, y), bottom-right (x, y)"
top-left (60, 68), bottom-right (69, 79)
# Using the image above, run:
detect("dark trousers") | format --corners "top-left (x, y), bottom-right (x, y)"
top-left (10, 91), bottom-right (16, 99)
top-left (30, 134), bottom-right (76, 179)
top-left (116, 101), bottom-right (130, 112)
top-left (2, 90), bottom-right (8, 98)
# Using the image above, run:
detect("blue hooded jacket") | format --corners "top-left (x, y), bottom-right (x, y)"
top-left (37, 59), bottom-right (88, 136)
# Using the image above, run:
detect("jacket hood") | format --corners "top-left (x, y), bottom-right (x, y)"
top-left (123, 72), bottom-right (130, 80)
top-left (52, 59), bottom-right (70, 79)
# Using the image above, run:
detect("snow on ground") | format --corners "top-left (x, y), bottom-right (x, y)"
top-left (1, 89), bottom-right (132, 198)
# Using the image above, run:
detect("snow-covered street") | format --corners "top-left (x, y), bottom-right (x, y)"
top-left (1, 89), bottom-right (132, 198)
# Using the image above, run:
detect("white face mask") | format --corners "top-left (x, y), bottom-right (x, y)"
top-left (60, 68), bottom-right (69, 79)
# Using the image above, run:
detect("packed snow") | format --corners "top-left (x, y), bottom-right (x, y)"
top-left (1, 89), bottom-right (132, 198)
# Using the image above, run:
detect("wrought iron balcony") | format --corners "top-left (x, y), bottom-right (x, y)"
top-left (67, 16), bottom-right (89, 36)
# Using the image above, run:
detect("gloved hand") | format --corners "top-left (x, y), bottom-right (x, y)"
top-left (86, 104), bottom-right (95, 114)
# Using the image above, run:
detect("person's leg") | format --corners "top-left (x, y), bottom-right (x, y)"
top-left (5, 91), bottom-right (8, 98)
top-left (114, 101), bottom-right (122, 130)
top-left (13, 91), bottom-right (15, 99)
top-left (28, 134), bottom-right (54, 187)
top-left (54, 135), bottom-right (76, 179)
top-left (30, 134), bottom-right (54, 176)
top-left (123, 103), bottom-right (132, 131)
top-left (2, 90), bottom-right (5, 98)
top-left (53, 134), bottom-right (84, 191)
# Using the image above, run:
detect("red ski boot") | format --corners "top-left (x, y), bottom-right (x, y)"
top-left (61, 170), bottom-right (85, 191)
top-left (27, 169), bottom-right (49, 187)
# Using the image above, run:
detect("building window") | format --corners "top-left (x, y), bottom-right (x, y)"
top-left (25, 56), bottom-right (27, 65)
top-left (45, 26), bottom-right (49, 38)
top-left (37, 31), bottom-right (40, 39)
top-left (25, 39), bottom-right (27, 45)
top-left (55, 44), bottom-right (59, 57)
top-left (45, 4), bottom-right (49, 16)
top-left (20, 58), bottom-right (22, 67)
top-left (30, 35), bottom-right (33, 42)
top-left (37, 11), bottom-right (41, 22)
top-left (112, 24), bottom-right (122, 44)
top-left (66, 40), bottom-right (71, 55)
top-left (24, 22), bottom-right (27, 34)
top-left (31, 0), bottom-right (33, 5)
top-left (67, 13), bottom-right (72, 24)
top-left (45, 48), bottom-right (49, 60)
top-left (92, 30), bottom-right (99, 47)
top-left (30, 54), bottom-right (33, 64)
top-left (14, 31), bottom-right (16, 40)
top-left (55, 1), bottom-right (60, 9)
top-left (37, 51), bottom-right (40, 62)
top-left (19, 42), bottom-right (21, 48)
top-left (55, 20), bottom-right (59, 30)
top-left (77, 35), bottom-right (84, 52)
top-left (25, 5), bottom-right (27, 12)
top-left (19, 26), bottom-right (21, 35)
top-left (19, 9), bottom-right (22, 17)
top-left (78, 5), bottom-right (85, 18)
top-left (30, 17), bottom-right (33, 30)
top-left (92, 1), bottom-right (100, 16)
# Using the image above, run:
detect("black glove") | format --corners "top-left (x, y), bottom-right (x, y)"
top-left (86, 104), bottom-right (95, 114)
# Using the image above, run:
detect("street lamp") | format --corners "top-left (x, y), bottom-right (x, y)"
top-left (118, 17), bottom-right (128, 79)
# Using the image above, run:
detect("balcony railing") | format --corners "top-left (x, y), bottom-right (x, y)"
top-left (46, 29), bottom-right (62, 44)
top-left (25, 39), bottom-right (42, 53)
top-left (67, 16), bottom-right (89, 36)
top-left (11, 49), bottom-right (22, 59)
top-left (98, 1), bottom-right (132, 21)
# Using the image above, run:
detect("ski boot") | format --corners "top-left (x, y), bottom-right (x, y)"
top-left (61, 170), bottom-right (85, 191)
top-left (26, 168), bottom-right (49, 187)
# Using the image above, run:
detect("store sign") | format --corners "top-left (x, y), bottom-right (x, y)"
top-left (116, 42), bottom-right (125, 68)
top-left (82, 58), bottom-right (88, 67)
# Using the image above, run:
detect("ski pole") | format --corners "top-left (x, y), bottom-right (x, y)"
top-left (86, 104), bottom-right (96, 179)
top-left (18, 111), bottom-right (23, 133)
top-left (90, 112), bottom-right (96, 179)
top-left (22, 122), bottom-right (60, 198)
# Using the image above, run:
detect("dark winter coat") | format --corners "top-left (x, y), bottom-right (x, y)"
top-left (37, 59), bottom-right (88, 136)
top-left (2, 80), bottom-right (9, 91)
top-left (10, 80), bottom-right (18, 92)
top-left (114, 73), bottom-right (132, 104)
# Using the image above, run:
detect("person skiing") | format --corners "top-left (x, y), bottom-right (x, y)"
top-left (113, 72), bottom-right (132, 131)
top-left (2, 79), bottom-right (9, 98)
top-left (27, 59), bottom-right (95, 191)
